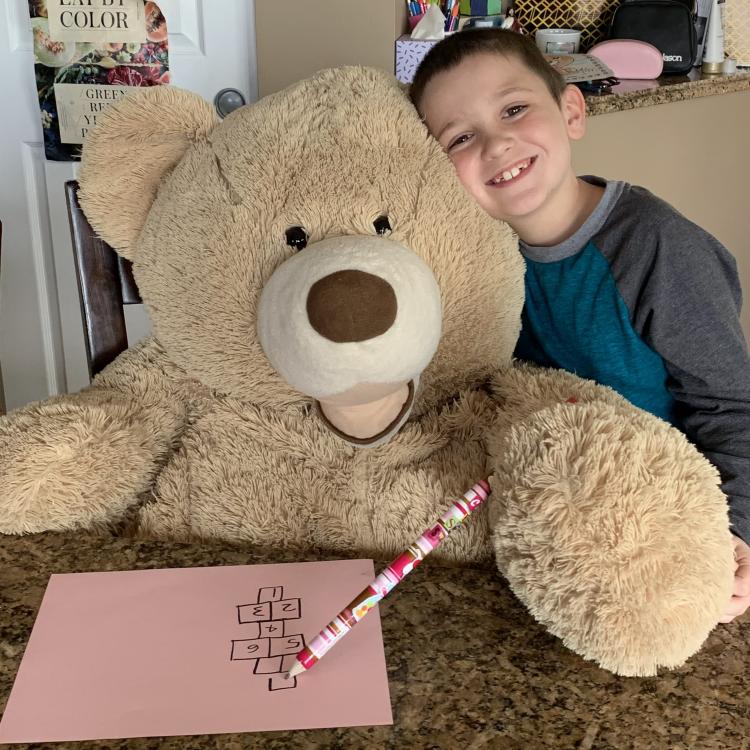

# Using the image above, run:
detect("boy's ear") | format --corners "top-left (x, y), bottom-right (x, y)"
top-left (78, 86), bottom-right (219, 260)
top-left (561, 83), bottom-right (587, 141)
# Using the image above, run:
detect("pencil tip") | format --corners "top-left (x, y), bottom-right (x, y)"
top-left (286, 662), bottom-right (305, 679)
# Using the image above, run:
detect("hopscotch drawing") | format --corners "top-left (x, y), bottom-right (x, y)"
top-left (230, 586), bottom-right (305, 691)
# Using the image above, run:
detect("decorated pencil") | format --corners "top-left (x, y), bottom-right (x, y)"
top-left (285, 479), bottom-right (491, 679)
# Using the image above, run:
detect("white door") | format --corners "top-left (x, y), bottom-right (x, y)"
top-left (0, 0), bottom-right (257, 411)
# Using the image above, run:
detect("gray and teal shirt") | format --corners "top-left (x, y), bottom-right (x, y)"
top-left (515, 176), bottom-right (750, 546)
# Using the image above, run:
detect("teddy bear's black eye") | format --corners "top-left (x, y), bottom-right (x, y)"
top-left (373, 216), bottom-right (392, 235)
top-left (285, 226), bottom-right (308, 251)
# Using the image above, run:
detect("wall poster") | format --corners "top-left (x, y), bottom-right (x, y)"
top-left (29, 1), bottom-right (170, 160)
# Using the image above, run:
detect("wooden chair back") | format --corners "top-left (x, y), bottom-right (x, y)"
top-left (64, 180), bottom-right (141, 379)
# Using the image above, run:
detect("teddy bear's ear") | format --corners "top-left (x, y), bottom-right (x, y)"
top-left (78, 86), bottom-right (218, 259)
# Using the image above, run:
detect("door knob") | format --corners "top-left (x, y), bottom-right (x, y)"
top-left (214, 88), bottom-right (246, 118)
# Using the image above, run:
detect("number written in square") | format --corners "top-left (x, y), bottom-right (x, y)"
top-left (230, 638), bottom-right (271, 660)
top-left (269, 634), bottom-right (305, 657)
top-left (271, 598), bottom-right (301, 620)
top-left (258, 586), bottom-right (284, 603)
top-left (237, 602), bottom-right (271, 623)
top-left (258, 621), bottom-right (285, 637)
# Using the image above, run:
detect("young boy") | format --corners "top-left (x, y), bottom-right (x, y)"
top-left (410, 28), bottom-right (750, 622)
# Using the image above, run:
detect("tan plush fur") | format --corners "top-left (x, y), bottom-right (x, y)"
top-left (0, 68), bottom-right (734, 676)
top-left (490, 368), bottom-right (732, 675)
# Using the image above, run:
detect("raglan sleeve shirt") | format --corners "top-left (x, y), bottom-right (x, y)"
top-left (601, 186), bottom-right (750, 546)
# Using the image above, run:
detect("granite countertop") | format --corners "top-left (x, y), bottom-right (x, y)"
top-left (1, 532), bottom-right (749, 749)
top-left (584, 68), bottom-right (750, 116)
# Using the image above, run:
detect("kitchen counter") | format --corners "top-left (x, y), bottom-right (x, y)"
top-left (1, 532), bottom-right (749, 749)
top-left (584, 68), bottom-right (750, 116)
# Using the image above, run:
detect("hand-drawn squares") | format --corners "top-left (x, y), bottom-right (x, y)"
top-left (230, 638), bottom-right (271, 660)
top-left (238, 602), bottom-right (271, 623)
top-left (271, 598), bottom-right (301, 620)
top-left (281, 654), bottom-right (298, 673)
top-left (235, 622), bottom-right (260, 638)
top-left (269, 634), bottom-right (305, 657)
top-left (253, 656), bottom-right (283, 675)
top-left (257, 586), bottom-right (284, 603)
top-left (258, 620), bottom-right (285, 638)
top-left (269, 675), bottom-right (297, 691)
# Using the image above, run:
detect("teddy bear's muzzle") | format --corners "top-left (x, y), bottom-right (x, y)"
top-left (257, 235), bottom-right (442, 445)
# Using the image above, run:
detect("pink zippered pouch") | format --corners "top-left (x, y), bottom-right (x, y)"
top-left (588, 39), bottom-right (664, 79)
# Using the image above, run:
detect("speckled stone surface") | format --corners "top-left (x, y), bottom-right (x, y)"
top-left (1, 532), bottom-right (749, 749)
top-left (585, 69), bottom-right (750, 116)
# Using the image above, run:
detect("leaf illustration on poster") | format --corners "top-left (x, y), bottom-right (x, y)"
top-left (28, 1), bottom-right (170, 161)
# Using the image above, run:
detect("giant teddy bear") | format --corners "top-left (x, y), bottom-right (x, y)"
top-left (0, 68), bottom-right (735, 676)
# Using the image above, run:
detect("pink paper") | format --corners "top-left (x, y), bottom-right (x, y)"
top-left (0, 559), bottom-right (392, 742)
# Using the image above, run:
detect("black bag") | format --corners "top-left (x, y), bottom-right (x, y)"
top-left (609, 0), bottom-right (697, 74)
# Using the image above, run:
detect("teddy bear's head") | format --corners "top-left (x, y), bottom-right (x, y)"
top-left (78, 67), bottom-right (522, 445)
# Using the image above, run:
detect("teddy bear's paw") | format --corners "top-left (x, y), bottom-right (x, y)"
top-left (488, 399), bottom-right (735, 676)
top-left (0, 400), bottom-right (158, 534)
top-left (491, 362), bottom-right (634, 425)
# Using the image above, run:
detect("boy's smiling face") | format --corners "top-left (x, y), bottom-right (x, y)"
top-left (419, 52), bottom-right (587, 237)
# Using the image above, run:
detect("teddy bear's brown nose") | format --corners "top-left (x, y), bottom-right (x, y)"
top-left (306, 269), bottom-right (397, 343)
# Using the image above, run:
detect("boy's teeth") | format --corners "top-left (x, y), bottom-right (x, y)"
top-left (494, 159), bottom-right (530, 183)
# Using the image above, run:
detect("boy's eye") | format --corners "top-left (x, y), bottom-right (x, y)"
top-left (447, 133), bottom-right (472, 151)
top-left (505, 105), bottom-right (527, 118)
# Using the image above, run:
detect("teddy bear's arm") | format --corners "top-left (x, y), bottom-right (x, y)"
top-left (484, 363), bottom-right (735, 676)
top-left (0, 338), bottom-right (191, 535)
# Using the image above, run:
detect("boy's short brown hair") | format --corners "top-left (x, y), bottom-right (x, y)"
top-left (409, 29), bottom-right (567, 112)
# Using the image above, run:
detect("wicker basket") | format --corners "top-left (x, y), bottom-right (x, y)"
top-left (725, 0), bottom-right (750, 67)
top-left (512, 0), bottom-right (621, 51)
